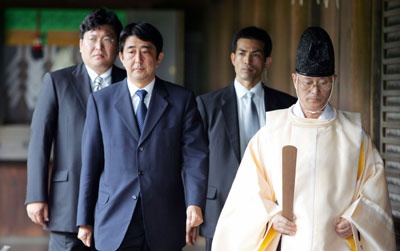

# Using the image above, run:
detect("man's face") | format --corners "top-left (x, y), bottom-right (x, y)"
top-left (292, 73), bottom-right (335, 113)
top-left (80, 25), bottom-right (119, 75)
top-left (119, 36), bottom-right (163, 87)
top-left (231, 38), bottom-right (271, 89)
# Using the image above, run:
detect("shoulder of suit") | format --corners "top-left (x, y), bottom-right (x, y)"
top-left (43, 64), bottom-right (83, 88)
top-left (263, 85), bottom-right (293, 97)
top-left (197, 84), bottom-right (233, 102)
top-left (156, 78), bottom-right (194, 96)
top-left (102, 79), bottom-right (126, 93)
top-left (48, 64), bottom-right (79, 77)
top-left (263, 85), bottom-right (297, 101)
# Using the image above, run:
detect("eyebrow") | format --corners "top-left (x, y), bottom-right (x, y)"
top-left (237, 48), bottom-right (263, 53)
top-left (126, 45), bottom-right (153, 50)
top-left (87, 33), bottom-right (114, 37)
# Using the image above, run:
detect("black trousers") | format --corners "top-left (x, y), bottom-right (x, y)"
top-left (118, 197), bottom-right (150, 251)
top-left (49, 231), bottom-right (91, 251)
top-left (205, 238), bottom-right (212, 251)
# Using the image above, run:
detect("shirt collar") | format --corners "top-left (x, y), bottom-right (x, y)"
top-left (234, 78), bottom-right (263, 99)
top-left (127, 78), bottom-right (156, 98)
top-left (292, 100), bottom-right (335, 120)
top-left (85, 65), bottom-right (112, 83)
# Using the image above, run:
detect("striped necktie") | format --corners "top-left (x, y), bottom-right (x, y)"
top-left (93, 76), bottom-right (103, 92)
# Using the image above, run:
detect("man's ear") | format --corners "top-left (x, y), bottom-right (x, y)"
top-left (156, 52), bottom-right (164, 67)
top-left (79, 39), bottom-right (83, 53)
top-left (292, 73), bottom-right (297, 90)
top-left (264, 57), bottom-right (272, 70)
top-left (230, 52), bottom-right (236, 66)
top-left (119, 51), bottom-right (124, 62)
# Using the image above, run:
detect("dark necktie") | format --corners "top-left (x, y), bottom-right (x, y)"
top-left (136, 89), bottom-right (148, 133)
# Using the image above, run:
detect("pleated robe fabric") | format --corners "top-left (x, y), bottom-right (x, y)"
top-left (212, 107), bottom-right (395, 251)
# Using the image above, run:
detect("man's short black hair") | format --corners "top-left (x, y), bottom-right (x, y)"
top-left (80, 8), bottom-right (123, 41)
top-left (119, 22), bottom-right (163, 57)
top-left (232, 26), bottom-right (272, 58)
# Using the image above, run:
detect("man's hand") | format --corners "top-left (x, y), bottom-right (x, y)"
top-left (186, 205), bottom-right (203, 246)
top-left (335, 217), bottom-right (353, 239)
top-left (271, 214), bottom-right (296, 236)
top-left (26, 202), bottom-right (49, 227)
top-left (78, 225), bottom-right (93, 247)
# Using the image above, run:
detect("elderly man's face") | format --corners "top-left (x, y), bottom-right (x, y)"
top-left (80, 25), bottom-right (119, 75)
top-left (292, 73), bottom-right (336, 114)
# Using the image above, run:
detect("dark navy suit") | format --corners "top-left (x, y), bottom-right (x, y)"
top-left (77, 77), bottom-right (208, 251)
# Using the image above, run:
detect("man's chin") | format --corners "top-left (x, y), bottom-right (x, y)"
top-left (306, 105), bottom-right (325, 112)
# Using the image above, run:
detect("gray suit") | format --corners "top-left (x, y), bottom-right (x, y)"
top-left (25, 63), bottom-right (126, 234)
top-left (196, 84), bottom-right (296, 247)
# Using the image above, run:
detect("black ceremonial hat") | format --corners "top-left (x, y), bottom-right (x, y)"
top-left (295, 27), bottom-right (334, 77)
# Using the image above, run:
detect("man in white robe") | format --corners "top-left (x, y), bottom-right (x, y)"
top-left (212, 27), bottom-right (396, 251)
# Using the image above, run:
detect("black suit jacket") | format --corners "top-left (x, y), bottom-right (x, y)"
top-left (25, 63), bottom-right (126, 233)
top-left (196, 83), bottom-right (297, 238)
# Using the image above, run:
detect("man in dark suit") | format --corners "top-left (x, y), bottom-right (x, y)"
top-left (25, 8), bottom-right (125, 251)
top-left (196, 26), bottom-right (297, 251)
top-left (76, 22), bottom-right (208, 251)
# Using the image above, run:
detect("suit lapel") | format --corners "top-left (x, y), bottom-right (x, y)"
top-left (139, 78), bottom-right (168, 146)
top-left (114, 80), bottom-right (140, 142)
top-left (70, 63), bottom-right (92, 112)
top-left (221, 85), bottom-right (241, 162)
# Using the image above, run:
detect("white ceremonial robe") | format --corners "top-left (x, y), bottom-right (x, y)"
top-left (212, 106), bottom-right (395, 251)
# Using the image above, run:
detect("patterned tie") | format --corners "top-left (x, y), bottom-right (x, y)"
top-left (93, 76), bottom-right (103, 92)
top-left (136, 90), bottom-right (148, 133)
top-left (243, 92), bottom-right (260, 147)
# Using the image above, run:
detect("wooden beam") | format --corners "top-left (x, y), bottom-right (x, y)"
top-left (47, 31), bottom-right (79, 46)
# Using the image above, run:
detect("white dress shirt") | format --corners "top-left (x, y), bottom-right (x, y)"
top-left (85, 65), bottom-right (113, 91)
top-left (234, 79), bottom-right (266, 156)
top-left (291, 100), bottom-right (335, 120)
top-left (127, 78), bottom-right (155, 114)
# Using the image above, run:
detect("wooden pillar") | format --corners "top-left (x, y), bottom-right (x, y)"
top-left (205, 0), bottom-right (236, 91)
top-left (339, 0), bottom-right (372, 133)
top-left (238, 0), bottom-right (256, 27)
top-left (264, 0), bottom-right (295, 95)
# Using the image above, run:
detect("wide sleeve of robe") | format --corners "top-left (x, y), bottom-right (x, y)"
top-left (341, 133), bottom-right (396, 251)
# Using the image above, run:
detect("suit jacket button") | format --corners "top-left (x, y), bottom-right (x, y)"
top-left (139, 146), bottom-right (144, 151)
top-left (132, 195), bottom-right (138, 200)
top-left (138, 170), bottom-right (144, 176)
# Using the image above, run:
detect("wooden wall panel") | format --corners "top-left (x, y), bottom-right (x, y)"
top-left (264, 0), bottom-right (294, 95)
top-left (0, 163), bottom-right (47, 237)
top-left (352, 0), bottom-right (372, 133)
top-left (204, 1), bottom-right (235, 92)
